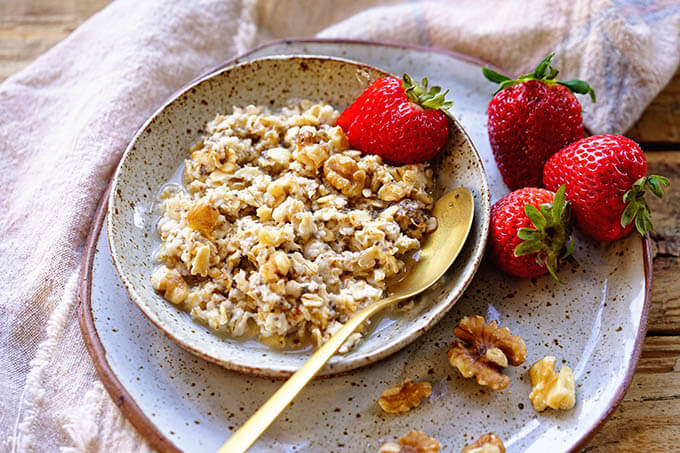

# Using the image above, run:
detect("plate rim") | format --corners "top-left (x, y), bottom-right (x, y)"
top-left (78, 38), bottom-right (652, 453)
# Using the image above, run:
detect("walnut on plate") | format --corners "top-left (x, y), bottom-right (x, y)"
top-left (529, 356), bottom-right (576, 412)
top-left (448, 315), bottom-right (526, 390)
top-left (460, 433), bottom-right (505, 453)
top-left (378, 380), bottom-right (432, 414)
top-left (378, 431), bottom-right (441, 453)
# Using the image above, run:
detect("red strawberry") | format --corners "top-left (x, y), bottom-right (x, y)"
top-left (489, 185), bottom-right (573, 281)
top-left (543, 135), bottom-right (670, 241)
top-left (482, 54), bottom-right (595, 190)
top-left (337, 74), bottom-right (452, 164)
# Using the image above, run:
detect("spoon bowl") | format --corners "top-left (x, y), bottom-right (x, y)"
top-left (220, 187), bottom-right (475, 452)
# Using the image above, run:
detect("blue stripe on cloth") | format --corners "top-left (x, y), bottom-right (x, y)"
top-left (613, 0), bottom-right (680, 26)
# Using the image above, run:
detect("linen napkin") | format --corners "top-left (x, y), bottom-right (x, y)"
top-left (1, 0), bottom-right (678, 450)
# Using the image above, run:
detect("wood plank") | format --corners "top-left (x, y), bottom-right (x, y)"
top-left (646, 152), bottom-right (680, 334)
top-left (0, 0), bottom-right (110, 82)
top-left (585, 336), bottom-right (680, 452)
top-left (627, 68), bottom-right (680, 144)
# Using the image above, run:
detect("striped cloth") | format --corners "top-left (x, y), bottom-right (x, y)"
top-left (1, 0), bottom-right (678, 451)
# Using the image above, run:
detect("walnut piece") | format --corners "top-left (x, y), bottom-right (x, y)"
top-left (151, 266), bottom-right (188, 304)
top-left (379, 431), bottom-right (441, 453)
top-left (461, 433), bottom-right (505, 453)
top-left (448, 316), bottom-right (527, 390)
top-left (394, 199), bottom-right (433, 239)
top-left (186, 201), bottom-right (219, 237)
top-left (323, 153), bottom-right (366, 197)
top-left (529, 356), bottom-right (576, 412)
top-left (378, 380), bottom-right (432, 414)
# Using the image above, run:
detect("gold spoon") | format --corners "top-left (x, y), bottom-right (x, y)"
top-left (219, 187), bottom-right (475, 453)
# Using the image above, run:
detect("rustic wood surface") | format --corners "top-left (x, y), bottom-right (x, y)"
top-left (2, 2), bottom-right (679, 451)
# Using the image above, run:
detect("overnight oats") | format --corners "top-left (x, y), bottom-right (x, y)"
top-left (151, 100), bottom-right (437, 352)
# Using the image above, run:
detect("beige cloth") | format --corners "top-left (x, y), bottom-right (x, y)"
top-left (1, 0), bottom-right (678, 450)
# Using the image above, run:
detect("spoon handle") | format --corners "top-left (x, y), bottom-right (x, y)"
top-left (218, 294), bottom-right (400, 453)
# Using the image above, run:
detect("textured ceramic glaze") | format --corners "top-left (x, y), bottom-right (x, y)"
top-left (83, 41), bottom-right (650, 453)
top-left (107, 56), bottom-right (490, 378)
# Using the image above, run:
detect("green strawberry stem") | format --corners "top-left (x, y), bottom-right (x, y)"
top-left (482, 53), bottom-right (596, 102)
top-left (514, 185), bottom-right (574, 283)
top-left (621, 175), bottom-right (670, 235)
top-left (402, 74), bottom-right (454, 111)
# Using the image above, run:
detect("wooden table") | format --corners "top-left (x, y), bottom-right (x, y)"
top-left (3, 2), bottom-right (679, 451)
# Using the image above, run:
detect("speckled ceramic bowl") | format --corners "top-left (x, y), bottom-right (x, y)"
top-left (107, 56), bottom-right (490, 378)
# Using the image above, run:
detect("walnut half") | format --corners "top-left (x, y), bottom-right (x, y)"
top-left (378, 380), bottom-right (432, 414)
top-left (461, 433), bottom-right (505, 453)
top-left (379, 431), bottom-right (441, 453)
top-left (529, 356), bottom-right (576, 412)
top-left (448, 316), bottom-right (527, 390)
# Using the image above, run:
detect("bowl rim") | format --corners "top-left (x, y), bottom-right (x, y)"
top-left (106, 54), bottom-right (491, 378)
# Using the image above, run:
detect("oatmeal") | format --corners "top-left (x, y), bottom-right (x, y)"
top-left (152, 100), bottom-right (436, 350)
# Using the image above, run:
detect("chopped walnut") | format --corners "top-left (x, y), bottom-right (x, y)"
top-left (529, 356), bottom-right (576, 412)
top-left (323, 153), bottom-right (366, 197)
top-left (378, 182), bottom-right (408, 201)
top-left (393, 199), bottom-right (433, 239)
top-left (461, 433), bottom-right (505, 453)
top-left (378, 380), bottom-right (432, 414)
top-left (448, 316), bottom-right (526, 390)
top-left (186, 201), bottom-right (219, 237)
top-left (151, 266), bottom-right (189, 304)
top-left (379, 431), bottom-right (441, 453)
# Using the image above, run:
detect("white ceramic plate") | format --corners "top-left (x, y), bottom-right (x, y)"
top-left (80, 40), bottom-right (650, 453)
top-left (107, 55), bottom-right (490, 378)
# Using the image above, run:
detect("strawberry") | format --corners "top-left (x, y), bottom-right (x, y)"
top-left (482, 54), bottom-right (595, 190)
top-left (337, 74), bottom-right (452, 164)
top-left (543, 135), bottom-right (670, 241)
top-left (489, 185), bottom-right (573, 281)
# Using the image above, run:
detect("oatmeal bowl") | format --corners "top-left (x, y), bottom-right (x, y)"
top-left (108, 55), bottom-right (490, 378)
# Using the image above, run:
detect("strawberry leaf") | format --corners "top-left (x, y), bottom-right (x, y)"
top-left (545, 254), bottom-right (565, 284)
top-left (635, 212), bottom-right (652, 235)
top-left (482, 53), bottom-right (597, 103)
top-left (620, 201), bottom-right (640, 227)
top-left (532, 53), bottom-right (554, 79)
top-left (514, 240), bottom-right (543, 257)
top-left (524, 204), bottom-right (547, 229)
top-left (552, 185), bottom-right (567, 222)
top-left (620, 175), bottom-right (670, 236)
top-left (558, 80), bottom-right (597, 103)
top-left (562, 237), bottom-right (576, 259)
top-left (513, 185), bottom-right (573, 283)
top-left (538, 203), bottom-right (552, 221)
top-left (402, 73), bottom-right (454, 111)
top-left (517, 227), bottom-right (541, 240)
top-left (482, 67), bottom-right (511, 84)
top-left (647, 175), bottom-right (670, 198)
